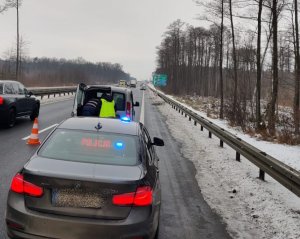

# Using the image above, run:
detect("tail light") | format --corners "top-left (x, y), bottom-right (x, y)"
top-left (10, 173), bottom-right (43, 197)
top-left (0, 96), bottom-right (4, 105)
top-left (126, 102), bottom-right (131, 118)
top-left (112, 186), bottom-right (152, 206)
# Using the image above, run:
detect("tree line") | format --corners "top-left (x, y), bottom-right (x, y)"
top-left (156, 0), bottom-right (300, 140)
top-left (0, 57), bottom-right (131, 86)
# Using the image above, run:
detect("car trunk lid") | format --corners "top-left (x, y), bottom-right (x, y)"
top-left (23, 156), bottom-right (145, 220)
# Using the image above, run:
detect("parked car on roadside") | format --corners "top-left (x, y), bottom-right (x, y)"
top-left (6, 117), bottom-right (164, 239)
top-left (72, 83), bottom-right (139, 121)
top-left (0, 80), bottom-right (40, 128)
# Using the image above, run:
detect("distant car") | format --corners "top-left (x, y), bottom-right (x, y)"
top-left (6, 117), bottom-right (164, 239)
top-left (130, 79), bottom-right (137, 88)
top-left (140, 85), bottom-right (146, 90)
top-left (118, 80), bottom-right (127, 88)
top-left (72, 83), bottom-right (139, 121)
top-left (0, 80), bottom-right (40, 128)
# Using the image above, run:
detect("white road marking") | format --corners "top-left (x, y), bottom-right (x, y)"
top-left (140, 90), bottom-right (145, 124)
top-left (22, 123), bottom-right (59, 140)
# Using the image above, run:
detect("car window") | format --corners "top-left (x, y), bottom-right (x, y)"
top-left (38, 129), bottom-right (138, 166)
top-left (11, 83), bottom-right (19, 94)
top-left (113, 92), bottom-right (125, 111)
top-left (18, 83), bottom-right (25, 95)
top-left (4, 83), bottom-right (14, 94)
top-left (141, 126), bottom-right (154, 162)
top-left (0, 84), bottom-right (3, 94)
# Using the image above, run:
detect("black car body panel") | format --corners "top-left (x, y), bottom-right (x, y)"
top-left (6, 118), bottom-right (162, 239)
top-left (0, 80), bottom-right (40, 127)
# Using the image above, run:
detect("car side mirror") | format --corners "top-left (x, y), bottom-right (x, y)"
top-left (134, 102), bottom-right (140, 107)
top-left (28, 91), bottom-right (33, 97)
top-left (152, 137), bottom-right (164, 147)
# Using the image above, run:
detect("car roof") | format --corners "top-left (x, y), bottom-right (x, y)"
top-left (58, 117), bottom-right (139, 136)
top-left (86, 85), bottom-right (132, 94)
top-left (0, 80), bottom-right (19, 84)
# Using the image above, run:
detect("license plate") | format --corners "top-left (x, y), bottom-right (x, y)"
top-left (52, 188), bottom-right (104, 208)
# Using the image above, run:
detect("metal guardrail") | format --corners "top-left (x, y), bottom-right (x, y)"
top-left (28, 87), bottom-right (76, 99)
top-left (150, 86), bottom-right (300, 198)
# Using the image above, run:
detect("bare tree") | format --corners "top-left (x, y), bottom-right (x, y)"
top-left (256, 0), bottom-right (264, 129)
top-left (267, 0), bottom-right (279, 135)
top-left (220, 0), bottom-right (225, 119)
top-left (294, 0), bottom-right (300, 135)
top-left (229, 0), bottom-right (239, 123)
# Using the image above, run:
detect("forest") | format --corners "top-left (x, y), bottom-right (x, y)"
top-left (156, 0), bottom-right (300, 144)
top-left (0, 57), bottom-right (131, 87)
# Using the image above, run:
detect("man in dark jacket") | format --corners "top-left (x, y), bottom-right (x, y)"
top-left (82, 98), bottom-right (100, 116)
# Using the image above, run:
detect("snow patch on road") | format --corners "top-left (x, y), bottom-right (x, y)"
top-left (153, 92), bottom-right (300, 239)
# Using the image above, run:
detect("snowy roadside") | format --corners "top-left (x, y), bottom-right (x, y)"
top-left (149, 85), bottom-right (300, 172)
top-left (148, 90), bottom-right (300, 239)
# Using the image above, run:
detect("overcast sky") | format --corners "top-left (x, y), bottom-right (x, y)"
top-left (0, 0), bottom-right (203, 80)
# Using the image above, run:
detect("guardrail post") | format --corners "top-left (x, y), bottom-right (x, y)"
top-left (41, 95), bottom-right (43, 100)
top-left (178, 109), bottom-right (181, 113)
top-left (64, 93), bottom-right (66, 96)
top-left (220, 140), bottom-right (223, 148)
top-left (181, 111), bottom-right (183, 115)
top-left (189, 116), bottom-right (191, 121)
top-left (209, 132), bottom-right (212, 138)
top-left (236, 152), bottom-right (241, 162)
top-left (185, 113), bottom-right (187, 117)
top-left (259, 169), bottom-right (265, 181)
top-left (194, 121), bottom-right (197, 126)
top-left (201, 125), bottom-right (203, 131)
top-left (48, 94), bottom-right (50, 99)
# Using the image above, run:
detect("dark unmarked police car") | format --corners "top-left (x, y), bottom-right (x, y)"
top-left (6, 117), bottom-right (164, 239)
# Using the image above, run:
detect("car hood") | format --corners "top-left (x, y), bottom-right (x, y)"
top-left (23, 155), bottom-right (145, 183)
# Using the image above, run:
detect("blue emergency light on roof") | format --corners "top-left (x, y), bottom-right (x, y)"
top-left (114, 141), bottom-right (125, 150)
top-left (120, 116), bottom-right (131, 122)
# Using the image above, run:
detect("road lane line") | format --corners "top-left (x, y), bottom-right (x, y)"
top-left (22, 123), bottom-right (59, 140)
top-left (140, 91), bottom-right (145, 124)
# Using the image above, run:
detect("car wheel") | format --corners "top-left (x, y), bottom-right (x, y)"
top-left (6, 108), bottom-right (16, 128)
top-left (30, 104), bottom-right (39, 121)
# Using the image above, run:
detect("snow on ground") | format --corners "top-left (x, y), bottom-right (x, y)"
top-left (148, 89), bottom-right (300, 239)
top-left (149, 85), bottom-right (300, 172)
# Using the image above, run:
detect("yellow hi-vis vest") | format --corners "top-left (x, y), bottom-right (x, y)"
top-left (99, 99), bottom-right (116, 118)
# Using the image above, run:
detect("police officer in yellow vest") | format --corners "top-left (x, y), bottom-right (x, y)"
top-left (99, 93), bottom-right (116, 118)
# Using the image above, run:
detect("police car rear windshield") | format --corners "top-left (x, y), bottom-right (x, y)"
top-left (38, 129), bottom-right (138, 166)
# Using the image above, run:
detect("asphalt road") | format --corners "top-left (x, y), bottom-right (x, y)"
top-left (0, 86), bottom-right (230, 239)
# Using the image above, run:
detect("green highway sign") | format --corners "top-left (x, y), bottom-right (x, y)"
top-left (153, 74), bottom-right (167, 86)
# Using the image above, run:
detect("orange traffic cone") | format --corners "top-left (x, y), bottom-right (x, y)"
top-left (27, 118), bottom-right (41, 145)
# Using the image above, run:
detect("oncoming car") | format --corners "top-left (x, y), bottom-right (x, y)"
top-left (72, 83), bottom-right (139, 121)
top-left (6, 117), bottom-right (164, 239)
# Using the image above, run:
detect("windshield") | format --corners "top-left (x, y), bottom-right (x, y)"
top-left (38, 129), bottom-right (138, 166)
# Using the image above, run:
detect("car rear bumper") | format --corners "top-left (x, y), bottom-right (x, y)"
top-left (6, 193), bottom-right (160, 239)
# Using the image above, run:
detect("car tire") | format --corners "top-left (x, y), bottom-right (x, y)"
top-left (6, 108), bottom-right (16, 128)
top-left (30, 104), bottom-right (39, 121)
